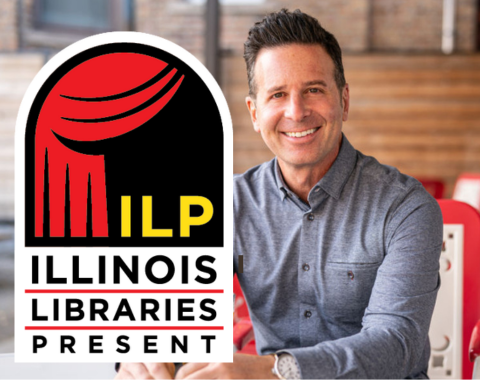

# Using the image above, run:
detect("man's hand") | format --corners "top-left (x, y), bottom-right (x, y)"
top-left (114, 362), bottom-right (175, 379)
top-left (175, 354), bottom-right (276, 379)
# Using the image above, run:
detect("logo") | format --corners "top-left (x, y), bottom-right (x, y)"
top-left (25, 40), bottom-right (225, 247)
top-left (16, 32), bottom-right (233, 363)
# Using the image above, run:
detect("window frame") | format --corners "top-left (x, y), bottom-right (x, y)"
top-left (32, 0), bottom-right (130, 34)
top-left (21, 0), bottom-right (133, 50)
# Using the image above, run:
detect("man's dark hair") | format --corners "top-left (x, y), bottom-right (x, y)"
top-left (244, 9), bottom-right (346, 97)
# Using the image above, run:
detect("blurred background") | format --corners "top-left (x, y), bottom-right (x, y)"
top-left (0, 0), bottom-right (480, 354)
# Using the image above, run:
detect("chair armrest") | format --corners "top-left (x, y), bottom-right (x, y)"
top-left (233, 318), bottom-right (253, 349)
top-left (470, 319), bottom-right (480, 363)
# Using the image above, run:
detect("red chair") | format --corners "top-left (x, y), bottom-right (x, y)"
top-left (233, 274), bottom-right (256, 354)
top-left (430, 200), bottom-right (480, 379)
top-left (417, 178), bottom-right (445, 199)
top-left (453, 173), bottom-right (480, 211)
top-left (470, 320), bottom-right (480, 378)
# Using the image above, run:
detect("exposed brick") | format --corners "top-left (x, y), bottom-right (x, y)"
top-left (0, 0), bottom-right (18, 51)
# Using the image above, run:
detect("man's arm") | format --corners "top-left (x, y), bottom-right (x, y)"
top-left (114, 363), bottom-right (175, 379)
top-left (282, 189), bottom-right (443, 379)
top-left (175, 354), bottom-right (276, 379)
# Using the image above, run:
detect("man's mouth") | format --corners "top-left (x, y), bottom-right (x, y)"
top-left (284, 127), bottom-right (319, 138)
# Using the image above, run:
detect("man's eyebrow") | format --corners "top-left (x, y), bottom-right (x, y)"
top-left (266, 85), bottom-right (286, 93)
top-left (305, 80), bottom-right (328, 87)
top-left (266, 80), bottom-right (328, 93)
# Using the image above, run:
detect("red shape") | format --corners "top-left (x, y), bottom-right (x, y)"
top-left (34, 52), bottom-right (184, 237)
top-left (233, 274), bottom-right (256, 354)
top-left (470, 319), bottom-right (480, 363)
top-left (416, 178), bottom-right (445, 199)
top-left (437, 199), bottom-right (480, 379)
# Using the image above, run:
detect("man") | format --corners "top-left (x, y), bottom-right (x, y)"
top-left (116, 9), bottom-right (442, 379)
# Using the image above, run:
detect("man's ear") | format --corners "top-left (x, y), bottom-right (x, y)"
top-left (245, 96), bottom-right (260, 133)
top-left (342, 83), bottom-right (350, 122)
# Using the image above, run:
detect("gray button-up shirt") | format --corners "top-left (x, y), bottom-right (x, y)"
top-left (233, 135), bottom-right (442, 379)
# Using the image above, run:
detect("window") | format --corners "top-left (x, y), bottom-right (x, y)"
top-left (187, 0), bottom-right (263, 4)
top-left (22, 0), bottom-right (133, 50)
top-left (36, 0), bottom-right (110, 31)
top-left (34, 0), bottom-right (132, 33)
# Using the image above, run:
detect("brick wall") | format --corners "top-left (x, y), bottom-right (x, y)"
top-left (136, 0), bottom-right (206, 61)
top-left (0, 0), bottom-right (18, 51)
top-left (0, 54), bottom-right (44, 220)
top-left (135, 0), bottom-right (478, 58)
top-left (371, 0), bottom-right (477, 52)
top-left (268, 0), bottom-right (371, 52)
top-left (2, 0), bottom-right (479, 55)
top-left (134, 0), bottom-right (371, 62)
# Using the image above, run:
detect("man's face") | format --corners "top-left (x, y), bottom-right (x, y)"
top-left (246, 44), bottom-right (349, 173)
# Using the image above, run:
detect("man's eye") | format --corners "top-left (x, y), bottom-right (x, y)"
top-left (309, 88), bottom-right (320, 93)
top-left (272, 93), bottom-right (283, 99)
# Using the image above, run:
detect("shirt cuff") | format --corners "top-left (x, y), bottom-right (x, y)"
top-left (278, 346), bottom-right (336, 379)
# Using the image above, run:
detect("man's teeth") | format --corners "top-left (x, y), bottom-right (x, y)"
top-left (285, 128), bottom-right (318, 138)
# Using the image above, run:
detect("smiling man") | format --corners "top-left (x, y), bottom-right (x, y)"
top-left (115, 9), bottom-right (442, 380)
top-left (229, 9), bottom-right (442, 379)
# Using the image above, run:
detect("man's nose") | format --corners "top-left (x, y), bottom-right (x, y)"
top-left (284, 94), bottom-right (310, 122)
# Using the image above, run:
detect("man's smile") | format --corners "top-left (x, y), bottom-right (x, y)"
top-left (283, 127), bottom-right (320, 138)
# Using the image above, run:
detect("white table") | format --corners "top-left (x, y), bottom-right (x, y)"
top-left (0, 354), bottom-right (116, 379)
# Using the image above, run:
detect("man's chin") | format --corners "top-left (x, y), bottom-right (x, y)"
top-left (277, 156), bottom-right (323, 170)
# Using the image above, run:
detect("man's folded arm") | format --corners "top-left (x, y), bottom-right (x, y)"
top-left (284, 193), bottom-right (443, 379)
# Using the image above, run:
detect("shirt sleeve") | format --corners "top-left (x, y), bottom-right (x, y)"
top-left (282, 187), bottom-right (443, 379)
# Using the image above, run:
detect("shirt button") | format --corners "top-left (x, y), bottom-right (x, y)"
top-left (304, 310), bottom-right (312, 318)
top-left (302, 264), bottom-right (310, 271)
top-left (314, 187), bottom-right (320, 192)
top-left (307, 214), bottom-right (315, 221)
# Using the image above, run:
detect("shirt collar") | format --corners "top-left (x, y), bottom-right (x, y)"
top-left (317, 134), bottom-right (357, 200)
top-left (274, 133), bottom-right (358, 201)
top-left (274, 157), bottom-right (290, 200)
